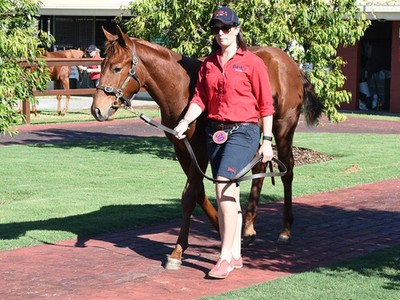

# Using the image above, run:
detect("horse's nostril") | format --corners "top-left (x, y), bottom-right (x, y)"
top-left (95, 108), bottom-right (108, 121)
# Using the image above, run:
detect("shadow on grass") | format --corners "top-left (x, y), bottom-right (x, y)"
top-left (32, 135), bottom-right (177, 160)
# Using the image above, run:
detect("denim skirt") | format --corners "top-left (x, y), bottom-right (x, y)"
top-left (206, 122), bottom-right (260, 180)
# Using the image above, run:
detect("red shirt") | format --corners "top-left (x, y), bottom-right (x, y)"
top-left (191, 48), bottom-right (274, 123)
top-left (88, 52), bottom-right (101, 80)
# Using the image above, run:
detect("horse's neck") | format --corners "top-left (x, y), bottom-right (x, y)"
top-left (137, 42), bottom-right (196, 120)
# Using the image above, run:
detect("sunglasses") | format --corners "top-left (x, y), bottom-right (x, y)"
top-left (210, 25), bottom-right (233, 35)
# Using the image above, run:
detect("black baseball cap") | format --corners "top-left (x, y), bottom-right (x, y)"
top-left (210, 7), bottom-right (239, 26)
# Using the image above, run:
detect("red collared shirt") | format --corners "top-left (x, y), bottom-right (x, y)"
top-left (88, 52), bottom-right (101, 80)
top-left (191, 48), bottom-right (274, 123)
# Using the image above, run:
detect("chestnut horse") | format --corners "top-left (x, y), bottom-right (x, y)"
top-left (43, 49), bottom-right (85, 115)
top-left (91, 27), bottom-right (323, 270)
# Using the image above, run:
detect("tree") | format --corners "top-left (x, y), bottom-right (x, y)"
top-left (0, 0), bottom-right (53, 135)
top-left (119, 0), bottom-right (370, 122)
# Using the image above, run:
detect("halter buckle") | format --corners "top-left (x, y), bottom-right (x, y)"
top-left (104, 86), bottom-right (114, 93)
top-left (116, 89), bottom-right (124, 99)
top-left (128, 69), bottom-right (136, 77)
top-left (112, 99), bottom-right (123, 108)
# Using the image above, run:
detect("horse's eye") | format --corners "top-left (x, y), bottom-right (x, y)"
top-left (113, 67), bottom-right (122, 73)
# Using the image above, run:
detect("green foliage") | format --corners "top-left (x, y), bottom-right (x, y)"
top-left (0, 0), bottom-right (54, 135)
top-left (119, 0), bottom-right (370, 122)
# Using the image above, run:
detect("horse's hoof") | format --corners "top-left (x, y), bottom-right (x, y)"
top-left (242, 234), bottom-right (256, 248)
top-left (277, 234), bottom-right (290, 244)
top-left (164, 256), bottom-right (182, 270)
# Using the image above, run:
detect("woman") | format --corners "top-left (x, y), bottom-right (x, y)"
top-left (84, 44), bottom-right (101, 87)
top-left (174, 7), bottom-right (275, 279)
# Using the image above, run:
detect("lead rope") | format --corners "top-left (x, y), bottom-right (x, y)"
top-left (124, 107), bottom-right (287, 184)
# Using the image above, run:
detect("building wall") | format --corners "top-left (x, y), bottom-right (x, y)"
top-left (390, 21), bottom-right (400, 113)
top-left (338, 43), bottom-right (360, 111)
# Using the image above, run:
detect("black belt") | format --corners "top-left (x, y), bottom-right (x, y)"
top-left (208, 120), bottom-right (257, 130)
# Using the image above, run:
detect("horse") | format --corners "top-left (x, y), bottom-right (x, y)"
top-left (19, 49), bottom-right (85, 117)
top-left (43, 49), bottom-right (85, 115)
top-left (91, 26), bottom-right (323, 270)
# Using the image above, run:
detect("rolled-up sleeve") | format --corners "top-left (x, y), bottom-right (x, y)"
top-left (190, 63), bottom-right (208, 112)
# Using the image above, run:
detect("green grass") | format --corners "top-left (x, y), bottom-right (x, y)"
top-left (202, 245), bottom-right (400, 299)
top-left (0, 132), bottom-right (399, 250)
top-left (342, 112), bottom-right (400, 121)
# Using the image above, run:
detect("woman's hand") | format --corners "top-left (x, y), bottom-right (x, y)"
top-left (174, 119), bottom-right (189, 140)
top-left (258, 141), bottom-right (274, 163)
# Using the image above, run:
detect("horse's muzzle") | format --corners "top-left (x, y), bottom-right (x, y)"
top-left (92, 106), bottom-right (114, 121)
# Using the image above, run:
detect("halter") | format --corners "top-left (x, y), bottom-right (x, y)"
top-left (96, 42), bottom-right (142, 108)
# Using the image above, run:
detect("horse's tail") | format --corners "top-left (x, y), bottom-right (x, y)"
top-left (301, 70), bottom-right (324, 126)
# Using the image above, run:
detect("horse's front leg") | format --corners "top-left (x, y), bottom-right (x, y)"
top-left (165, 176), bottom-right (214, 270)
top-left (165, 144), bottom-right (218, 270)
top-left (165, 179), bottom-right (195, 270)
top-left (243, 163), bottom-right (266, 247)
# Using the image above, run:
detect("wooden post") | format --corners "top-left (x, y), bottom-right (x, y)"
top-left (22, 100), bottom-right (30, 124)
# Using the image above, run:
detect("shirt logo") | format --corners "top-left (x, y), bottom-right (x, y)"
top-left (227, 167), bottom-right (237, 174)
top-left (233, 64), bottom-right (246, 73)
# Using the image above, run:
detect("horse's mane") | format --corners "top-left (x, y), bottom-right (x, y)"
top-left (105, 37), bottom-right (180, 61)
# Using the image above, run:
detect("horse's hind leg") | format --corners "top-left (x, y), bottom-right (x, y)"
top-left (54, 81), bottom-right (62, 116)
top-left (274, 119), bottom-right (296, 243)
top-left (62, 94), bottom-right (71, 115)
top-left (32, 103), bottom-right (38, 117)
top-left (243, 166), bottom-right (266, 247)
top-left (57, 95), bottom-right (62, 116)
top-left (62, 78), bottom-right (70, 115)
top-left (243, 118), bottom-right (297, 246)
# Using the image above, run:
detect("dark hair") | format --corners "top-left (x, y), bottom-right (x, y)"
top-left (211, 29), bottom-right (247, 54)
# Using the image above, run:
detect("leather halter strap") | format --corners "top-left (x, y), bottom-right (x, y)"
top-left (96, 41), bottom-right (141, 107)
top-left (139, 114), bottom-right (287, 184)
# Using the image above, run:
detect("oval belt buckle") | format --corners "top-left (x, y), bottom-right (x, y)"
top-left (212, 130), bottom-right (228, 144)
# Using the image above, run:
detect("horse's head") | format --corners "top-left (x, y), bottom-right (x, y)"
top-left (91, 26), bottom-right (142, 121)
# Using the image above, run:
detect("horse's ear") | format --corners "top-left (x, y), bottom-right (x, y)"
top-left (102, 26), bottom-right (117, 41)
top-left (116, 25), bottom-right (132, 48)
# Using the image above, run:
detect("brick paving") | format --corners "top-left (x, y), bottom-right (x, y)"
top-left (0, 113), bottom-right (399, 299)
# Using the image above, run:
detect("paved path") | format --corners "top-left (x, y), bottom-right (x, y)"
top-left (0, 113), bottom-right (399, 299)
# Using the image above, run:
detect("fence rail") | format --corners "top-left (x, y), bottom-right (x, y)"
top-left (21, 57), bottom-right (103, 124)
